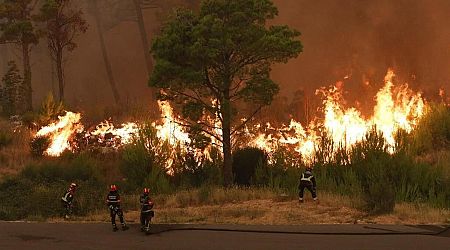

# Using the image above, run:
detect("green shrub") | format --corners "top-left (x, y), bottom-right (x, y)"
top-left (21, 154), bottom-right (99, 182)
top-left (358, 158), bottom-right (396, 214)
top-left (171, 146), bottom-right (223, 188)
top-left (232, 147), bottom-right (268, 186)
top-left (143, 167), bottom-right (172, 194)
top-left (38, 93), bottom-right (64, 126)
top-left (0, 154), bottom-right (105, 220)
top-left (120, 123), bottom-right (172, 191)
top-left (30, 135), bottom-right (50, 157)
top-left (412, 104), bottom-right (450, 154)
top-left (0, 128), bottom-right (13, 149)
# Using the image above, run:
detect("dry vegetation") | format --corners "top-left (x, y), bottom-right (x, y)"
top-left (65, 188), bottom-right (449, 225)
top-left (0, 121), bottom-right (33, 177)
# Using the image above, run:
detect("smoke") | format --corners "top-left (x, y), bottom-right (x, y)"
top-left (1, 0), bottom-right (449, 113)
top-left (271, 0), bottom-right (450, 106)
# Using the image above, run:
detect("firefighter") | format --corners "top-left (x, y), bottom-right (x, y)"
top-left (298, 166), bottom-right (317, 203)
top-left (61, 183), bottom-right (77, 219)
top-left (139, 188), bottom-right (154, 232)
top-left (106, 184), bottom-right (128, 231)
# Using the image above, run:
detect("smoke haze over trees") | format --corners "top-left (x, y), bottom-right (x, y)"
top-left (0, 0), bottom-right (449, 115)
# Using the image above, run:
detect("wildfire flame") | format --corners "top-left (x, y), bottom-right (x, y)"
top-left (35, 112), bottom-right (83, 156)
top-left (33, 69), bottom-right (427, 169)
top-left (90, 121), bottom-right (139, 146)
top-left (244, 69), bottom-right (426, 163)
top-left (153, 100), bottom-right (191, 146)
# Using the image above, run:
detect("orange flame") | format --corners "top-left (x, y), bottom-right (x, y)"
top-left (34, 69), bottom-right (427, 169)
top-left (35, 112), bottom-right (83, 156)
top-left (244, 69), bottom-right (426, 163)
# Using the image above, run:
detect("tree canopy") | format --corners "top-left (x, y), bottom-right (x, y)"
top-left (151, 0), bottom-right (302, 185)
top-left (0, 0), bottom-right (41, 112)
top-left (39, 0), bottom-right (88, 102)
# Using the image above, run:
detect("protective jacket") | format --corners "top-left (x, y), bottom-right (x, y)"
top-left (140, 194), bottom-right (154, 213)
top-left (61, 190), bottom-right (74, 204)
top-left (299, 170), bottom-right (316, 188)
top-left (106, 191), bottom-right (121, 207)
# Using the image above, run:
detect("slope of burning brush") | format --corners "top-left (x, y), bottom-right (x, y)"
top-left (33, 101), bottom-right (213, 170)
top-left (33, 69), bottom-right (427, 168)
top-left (242, 69), bottom-right (426, 163)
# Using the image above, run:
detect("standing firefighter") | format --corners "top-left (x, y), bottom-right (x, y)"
top-left (139, 188), bottom-right (154, 232)
top-left (106, 184), bottom-right (128, 231)
top-left (298, 167), bottom-right (317, 203)
top-left (61, 183), bottom-right (77, 219)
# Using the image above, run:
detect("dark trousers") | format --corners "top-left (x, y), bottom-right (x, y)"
top-left (140, 211), bottom-right (154, 227)
top-left (61, 201), bottom-right (72, 216)
top-left (109, 206), bottom-right (125, 226)
top-left (299, 183), bottom-right (317, 200)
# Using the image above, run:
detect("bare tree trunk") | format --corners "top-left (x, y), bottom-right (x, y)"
top-left (50, 53), bottom-right (56, 98)
top-left (56, 49), bottom-right (64, 102)
top-left (93, 0), bottom-right (121, 104)
top-left (222, 90), bottom-right (233, 187)
top-left (132, 0), bottom-right (153, 74)
top-left (21, 42), bottom-right (33, 111)
top-left (1, 46), bottom-right (9, 73)
top-left (132, 0), bottom-right (156, 104)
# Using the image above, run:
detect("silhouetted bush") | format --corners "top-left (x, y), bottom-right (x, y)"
top-left (232, 147), bottom-right (268, 186)
top-left (171, 145), bottom-right (223, 188)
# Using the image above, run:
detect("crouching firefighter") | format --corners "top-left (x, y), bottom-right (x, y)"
top-left (61, 183), bottom-right (77, 219)
top-left (140, 188), bottom-right (155, 232)
top-left (298, 167), bottom-right (317, 203)
top-left (106, 184), bottom-right (128, 231)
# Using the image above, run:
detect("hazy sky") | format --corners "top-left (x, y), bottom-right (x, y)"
top-left (1, 0), bottom-right (449, 112)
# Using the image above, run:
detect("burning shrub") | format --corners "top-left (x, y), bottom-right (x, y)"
top-left (30, 135), bottom-right (50, 157)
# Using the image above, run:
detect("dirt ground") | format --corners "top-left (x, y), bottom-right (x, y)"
top-left (73, 196), bottom-right (450, 226)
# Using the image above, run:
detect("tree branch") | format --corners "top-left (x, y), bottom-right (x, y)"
top-left (166, 115), bottom-right (223, 143)
top-left (231, 105), bottom-right (263, 135)
top-left (170, 88), bottom-right (217, 117)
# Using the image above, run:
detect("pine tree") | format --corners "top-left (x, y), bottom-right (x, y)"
top-left (1, 61), bottom-right (23, 116)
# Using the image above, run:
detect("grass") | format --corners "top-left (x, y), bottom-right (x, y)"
top-left (0, 120), bottom-right (33, 178)
top-left (0, 154), bottom-right (106, 220)
top-left (63, 187), bottom-right (449, 225)
top-left (1, 104), bottom-right (449, 223)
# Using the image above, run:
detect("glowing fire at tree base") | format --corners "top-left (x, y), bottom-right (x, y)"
top-left (34, 70), bottom-right (427, 169)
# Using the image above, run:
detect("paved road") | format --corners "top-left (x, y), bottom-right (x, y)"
top-left (0, 222), bottom-right (448, 250)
